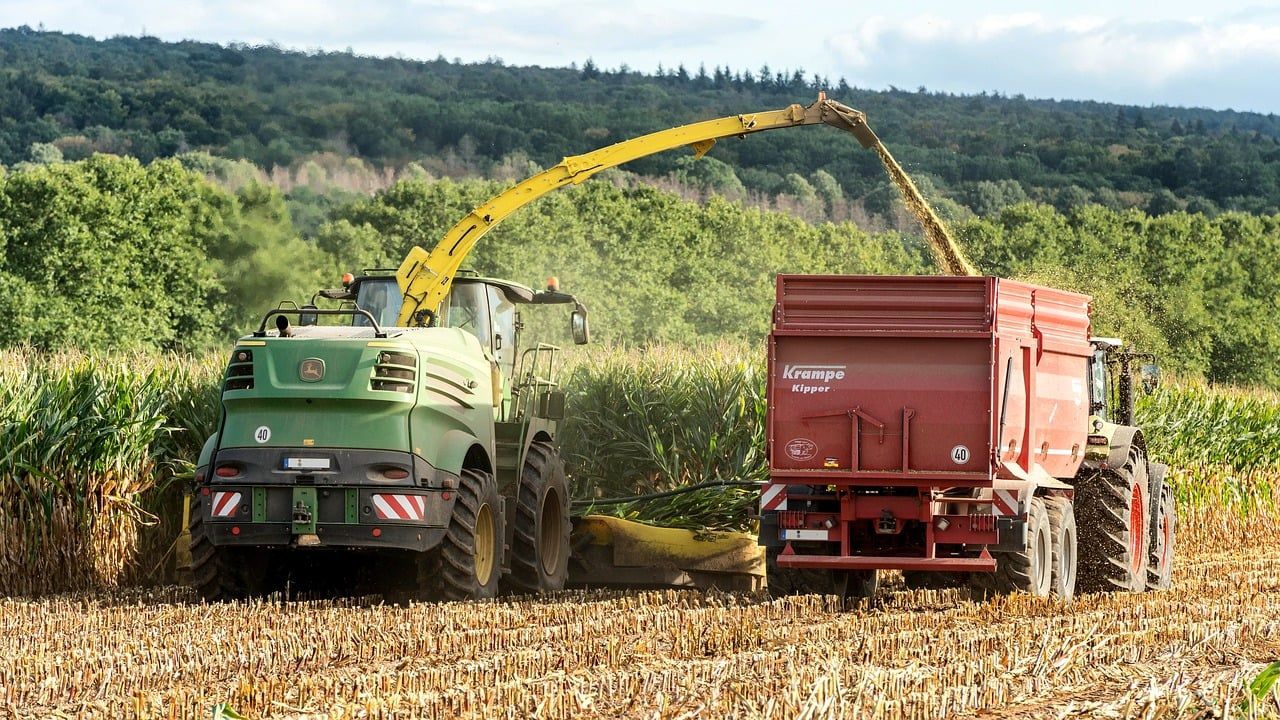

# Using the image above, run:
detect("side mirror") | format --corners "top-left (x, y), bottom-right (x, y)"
top-left (299, 304), bottom-right (319, 326)
top-left (570, 306), bottom-right (590, 345)
top-left (1139, 363), bottom-right (1160, 393)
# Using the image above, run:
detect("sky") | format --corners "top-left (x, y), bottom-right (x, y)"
top-left (6, 0), bottom-right (1280, 114)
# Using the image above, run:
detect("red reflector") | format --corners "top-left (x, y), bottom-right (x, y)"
top-left (441, 492), bottom-right (451, 501)
top-left (371, 528), bottom-right (382, 537)
top-left (383, 469), bottom-right (410, 480)
top-left (200, 487), bottom-right (211, 496)
top-left (215, 466), bottom-right (238, 478)
top-left (231, 526), bottom-right (240, 536)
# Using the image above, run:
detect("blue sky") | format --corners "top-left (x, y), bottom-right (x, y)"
top-left (7, 1), bottom-right (1280, 113)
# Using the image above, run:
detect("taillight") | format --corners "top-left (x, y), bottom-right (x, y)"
top-left (215, 465), bottom-right (240, 478)
top-left (382, 468), bottom-right (410, 480)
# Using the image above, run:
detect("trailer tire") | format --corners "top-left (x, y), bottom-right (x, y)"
top-left (504, 441), bottom-right (571, 595)
top-left (765, 548), bottom-right (833, 597)
top-left (437, 468), bottom-right (504, 602)
top-left (1045, 495), bottom-right (1078, 600)
top-left (189, 493), bottom-right (266, 601)
top-left (971, 496), bottom-right (1052, 598)
top-left (1147, 483), bottom-right (1175, 590)
top-left (1075, 447), bottom-right (1149, 593)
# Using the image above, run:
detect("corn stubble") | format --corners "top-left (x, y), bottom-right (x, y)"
top-left (1, 351), bottom-right (1278, 718)
top-left (0, 506), bottom-right (1276, 719)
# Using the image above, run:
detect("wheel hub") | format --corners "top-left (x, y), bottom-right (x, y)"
top-left (1129, 484), bottom-right (1145, 574)
top-left (475, 503), bottom-right (495, 584)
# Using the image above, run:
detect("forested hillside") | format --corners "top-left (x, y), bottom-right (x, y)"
top-left (5, 27), bottom-right (1280, 220)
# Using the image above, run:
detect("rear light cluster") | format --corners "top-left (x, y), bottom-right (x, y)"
top-left (224, 349), bottom-right (254, 391)
top-left (371, 351), bottom-right (416, 393)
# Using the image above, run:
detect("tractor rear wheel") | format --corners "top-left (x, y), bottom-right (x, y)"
top-left (1075, 447), bottom-right (1149, 593)
top-left (971, 495), bottom-right (1052, 598)
top-left (437, 468), bottom-right (504, 601)
top-left (1147, 483), bottom-right (1175, 590)
top-left (504, 441), bottom-right (571, 595)
top-left (1045, 495), bottom-right (1078, 600)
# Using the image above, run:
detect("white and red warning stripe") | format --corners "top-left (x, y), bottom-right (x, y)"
top-left (991, 488), bottom-right (1020, 516)
top-left (211, 491), bottom-right (242, 518)
top-left (373, 493), bottom-right (427, 521)
top-left (760, 483), bottom-right (788, 512)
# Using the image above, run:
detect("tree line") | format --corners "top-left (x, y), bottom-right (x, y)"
top-left (1, 153), bottom-right (1277, 388)
top-left (4, 27), bottom-right (1280, 226)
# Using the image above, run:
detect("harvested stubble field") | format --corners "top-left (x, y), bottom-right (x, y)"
top-left (1, 490), bottom-right (1277, 720)
top-left (1, 349), bottom-right (1278, 718)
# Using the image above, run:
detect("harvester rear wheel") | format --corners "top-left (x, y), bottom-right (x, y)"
top-left (1075, 447), bottom-right (1149, 593)
top-left (1147, 483), bottom-right (1175, 590)
top-left (504, 441), bottom-right (571, 595)
top-left (971, 495), bottom-right (1052, 598)
top-left (1045, 495), bottom-right (1078, 600)
top-left (765, 547), bottom-right (833, 597)
top-left (437, 468), bottom-right (504, 601)
top-left (189, 492), bottom-right (266, 601)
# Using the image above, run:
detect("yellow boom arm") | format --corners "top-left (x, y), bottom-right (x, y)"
top-left (394, 95), bottom-right (885, 326)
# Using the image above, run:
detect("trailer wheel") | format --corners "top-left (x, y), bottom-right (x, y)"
top-left (1075, 447), bottom-right (1149, 593)
top-left (437, 468), bottom-right (504, 601)
top-left (1045, 495), bottom-right (1078, 600)
top-left (1147, 484), bottom-right (1175, 590)
top-left (504, 441), bottom-right (571, 595)
top-left (971, 496), bottom-right (1052, 598)
top-left (765, 547), bottom-right (833, 597)
top-left (189, 492), bottom-right (269, 601)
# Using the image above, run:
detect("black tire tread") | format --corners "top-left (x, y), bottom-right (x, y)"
top-left (188, 493), bottom-right (249, 602)
top-left (436, 468), bottom-right (502, 602)
top-left (1075, 447), bottom-right (1149, 593)
top-left (971, 496), bottom-right (1050, 598)
top-left (1147, 484), bottom-right (1175, 590)
top-left (765, 548), bottom-right (833, 597)
top-left (505, 441), bottom-right (571, 595)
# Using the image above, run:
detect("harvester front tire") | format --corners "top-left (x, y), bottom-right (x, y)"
top-left (1045, 495), bottom-right (1078, 600)
top-left (438, 468), bottom-right (504, 602)
top-left (1147, 482), bottom-right (1175, 590)
top-left (971, 495), bottom-right (1052, 598)
top-left (504, 441), bottom-right (571, 595)
top-left (1075, 447), bottom-right (1149, 593)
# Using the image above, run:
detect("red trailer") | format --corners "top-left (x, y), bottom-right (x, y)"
top-left (761, 275), bottom-right (1173, 599)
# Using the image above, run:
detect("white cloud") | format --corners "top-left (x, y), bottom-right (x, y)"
top-left (825, 11), bottom-right (1280, 109)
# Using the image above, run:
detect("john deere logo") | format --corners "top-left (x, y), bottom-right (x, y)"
top-left (299, 358), bottom-right (325, 382)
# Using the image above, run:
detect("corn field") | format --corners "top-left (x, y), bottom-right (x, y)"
top-left (0, 348), bottom-right (1277, 717)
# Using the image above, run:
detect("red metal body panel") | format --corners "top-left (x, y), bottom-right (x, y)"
top-left (766, 275), bottom-right (1092, 572)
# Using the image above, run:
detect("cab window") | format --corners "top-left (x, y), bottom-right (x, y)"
top-left (487, 284), bottom-right (516, 377)
top-left (353, 278), bottom-right (404, 328)
top-left (1088, 351), bottom-right (1109, 419)
top-left (443, 282), bottom-right (491, 350)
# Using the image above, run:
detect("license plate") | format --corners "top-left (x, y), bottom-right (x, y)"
top-left (285, 457), bottom-right (331, 470)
